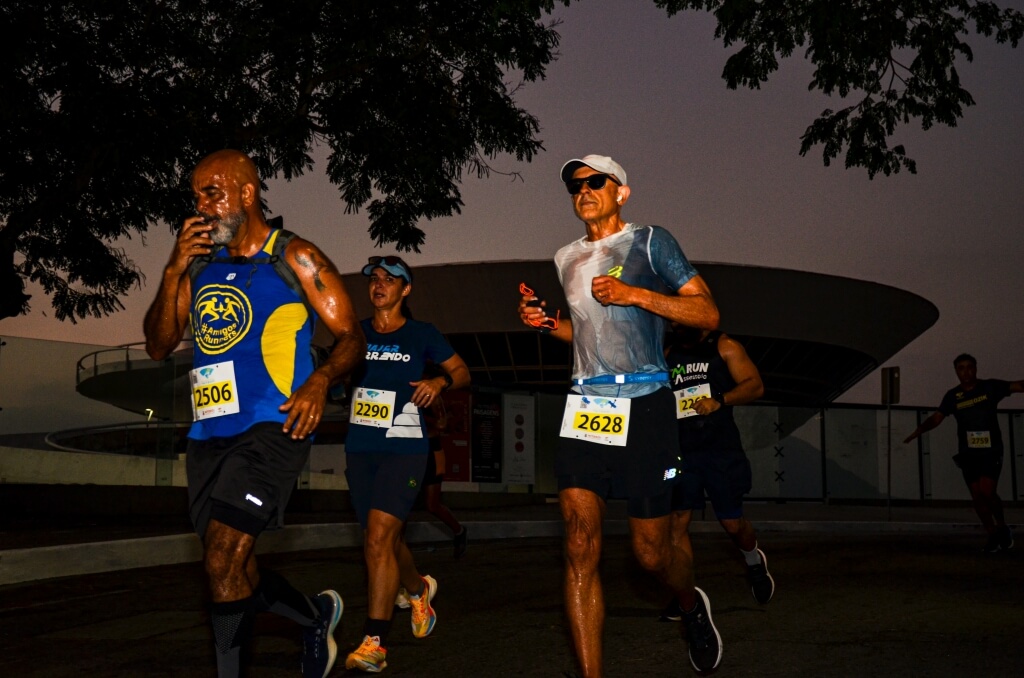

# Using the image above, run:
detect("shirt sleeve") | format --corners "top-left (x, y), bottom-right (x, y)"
top-left (423, 322), bottom-right (456, 365)
top-left (989, 379), bottom-right (1012, 403)
top-left (938, 389), bottom-right (957, 416)
top-left (648, 226), bottom-right (698, 291)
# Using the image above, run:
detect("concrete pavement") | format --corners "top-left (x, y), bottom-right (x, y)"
top-left (2, 500), bottom-right (1024, 676)
top-left (1, 522), bottom-right (1022, 677)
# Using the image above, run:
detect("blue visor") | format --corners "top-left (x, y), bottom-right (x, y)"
top-left (362, 258), bottom-right (412, 283)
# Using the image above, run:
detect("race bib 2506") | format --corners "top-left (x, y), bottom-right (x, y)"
top-left (190, 361), bottom-right (241, 421)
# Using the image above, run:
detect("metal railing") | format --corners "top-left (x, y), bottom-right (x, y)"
top-left (736, 402), bottom-right (1023, 504)
top-left (44, 421), bottom-right (190, 458)
top-left (25, 397), bottom-right (1024, 504)
top-left (75, 341), bottom-right (194, 385)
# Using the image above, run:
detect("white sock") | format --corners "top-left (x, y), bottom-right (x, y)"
top-left (741, 543), bottom-right (762, 566)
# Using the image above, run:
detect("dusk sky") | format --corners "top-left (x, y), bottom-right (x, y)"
top-left (3, 0), bottom-right (1022, 407)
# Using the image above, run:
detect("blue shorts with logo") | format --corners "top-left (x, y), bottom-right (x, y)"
top-left (345, 452), bottom-right (428, 527)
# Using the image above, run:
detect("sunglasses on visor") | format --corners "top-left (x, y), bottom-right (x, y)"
top-left (368, 255), bottom-right (407, 267)
top-left (564, 173), bottom-right (621, 195)
top-left (365, 255), bottom-right (413, 283)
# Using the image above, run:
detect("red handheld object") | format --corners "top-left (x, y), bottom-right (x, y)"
top-left (519, 282), bottom-right (559, 332)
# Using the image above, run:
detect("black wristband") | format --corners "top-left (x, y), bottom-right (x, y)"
top-left (712, 390), bottom-right (726, 405)
top-left (440, 371), bottom-right (454, 390)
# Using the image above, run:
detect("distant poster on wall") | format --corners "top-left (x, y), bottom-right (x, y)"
top-left (502, 394), bottom-right (535, 484)
top-left (440, 389), bottom-right (471, 482)
top-left (471, 392), bottom-right (503, 483)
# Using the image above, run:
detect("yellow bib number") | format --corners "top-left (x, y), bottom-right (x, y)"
top-left (674, 383), bottom-right (711, 419)
top-left (350, 387), bottom-right (398, 428)
top-left (353, 400), bottom-right (391, 422)
top-left (559, 394), bottom-right (631, 446)
top-left (193, 380), bottom-right (235, 409)
top-left (189, 360), bottom-right (241, 421)
top-left (572, 411), bottom-right (625, 436)
top-left (967, 431), bottom-right (992, 449)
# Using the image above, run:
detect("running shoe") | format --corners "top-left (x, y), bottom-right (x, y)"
top-left (301, 590), bottom-right (343, 678)
top-left (409, 575), bottom-right (438, 638)
top-left (983, 531), bottom-right (1004, 553)
top-left (453, 527), bottom-right (468, 560)
top-left (395, 587), bottom-right (411, 609)
top-left (683, 587), bottom-right (722, 674)
top-left (747, 548), bottom-right (775, 604)
top-left (658, 598), bottom-right (683, 622)
top-left (1001, 526), bottom-right (1015, 551)
top-left (345, 634), bottom-right (388, 673)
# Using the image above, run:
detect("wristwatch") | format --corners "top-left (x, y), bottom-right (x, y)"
top-left (712, 390), bottom-right (726, 405)
top-left (440, 371), bottom-right (454, 390)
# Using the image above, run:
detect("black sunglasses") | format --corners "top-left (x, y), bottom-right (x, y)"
top-left (366, 255), bottom-right (401, 266)
top-left (565, 173), bottom-right (621, 195)
top-left (368, 255), bottom-right (407, 267)
top-left (366, 255), bottom-right (412, 282)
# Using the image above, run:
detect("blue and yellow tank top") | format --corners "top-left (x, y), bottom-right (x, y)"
top-left (187, 230), bottom-right (314, 440)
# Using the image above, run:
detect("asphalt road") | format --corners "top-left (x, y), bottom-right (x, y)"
top-left (2, 532), bottom-right (1022, 677)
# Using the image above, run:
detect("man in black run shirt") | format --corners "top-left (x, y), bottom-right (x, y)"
top-left (904, 354), bottom-right (1024, 552)
top-left (660, 324), bottom-right (775, 621)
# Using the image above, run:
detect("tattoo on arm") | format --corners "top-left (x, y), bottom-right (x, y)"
top-left (296, 251), bottom-right (330, 293)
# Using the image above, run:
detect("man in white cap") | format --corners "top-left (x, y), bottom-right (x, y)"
top-left (518, 154), bottom-right (723, 675)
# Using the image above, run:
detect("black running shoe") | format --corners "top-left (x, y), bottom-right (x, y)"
top-left (453, 527), bottom-right (468, 560)
top-left (983, 532), bottom-right (1004, 553)
top-left (301, 590), bottom-right (342, 678)
top-left (1001, 526), bottom-right (1015, 551)
top-left (747, 548), bottom-right (775, 604)
top-left (658, 598), bottom-right (683, 622)
top-left (683, 587), bottom-right (722, 674)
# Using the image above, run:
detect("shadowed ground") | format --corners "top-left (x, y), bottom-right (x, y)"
top-left (1, 529), bottom-right (1021, 677)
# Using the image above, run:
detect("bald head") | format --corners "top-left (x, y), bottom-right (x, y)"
top-left (191, 149), bottom-right (265, 246)
top-left (193, 149), bottom-right (261, 198)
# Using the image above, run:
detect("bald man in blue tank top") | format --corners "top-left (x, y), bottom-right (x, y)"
top-left (144, 149), bottom-right (365, 678)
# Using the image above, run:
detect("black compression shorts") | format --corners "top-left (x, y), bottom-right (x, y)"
top-left (186, 422), bottom-right (311, 540)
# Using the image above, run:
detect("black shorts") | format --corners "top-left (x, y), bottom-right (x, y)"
top-left (953, 450), bottom-right (1003, 485)
top-left (345, 452), bottom-right (428, 527)
top-left (556, 388), bottom-right (680, 519)
top-left (672, 448), bottom-right (752, 519)
top-left (422, 447), bottom-right (444, 487)
top-left (186, 422), bottom-right (311, 540)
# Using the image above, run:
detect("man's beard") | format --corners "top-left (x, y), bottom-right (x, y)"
top-left (209, 210), bottom-right (245, 244)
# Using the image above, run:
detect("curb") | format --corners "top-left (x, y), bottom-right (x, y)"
top-left (0, 519), bottom-right (993, 587)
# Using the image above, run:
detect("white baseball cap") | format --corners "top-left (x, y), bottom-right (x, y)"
top-left (559, 154), bottom-right (627, 186)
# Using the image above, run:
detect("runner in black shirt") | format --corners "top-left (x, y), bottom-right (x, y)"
top-left (904, 354), bottom-right (1024, 552)
top-left (660, 325), bottom-right (774, 622)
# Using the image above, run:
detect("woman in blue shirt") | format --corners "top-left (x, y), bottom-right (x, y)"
top-left (343, 256), bottom-right (470, 673)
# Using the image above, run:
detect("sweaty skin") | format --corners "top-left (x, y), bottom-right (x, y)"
top-left (516, 161), bottom-right (720, 678)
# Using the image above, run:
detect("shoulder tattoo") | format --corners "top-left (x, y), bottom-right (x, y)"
top-left (295, 250), bottom-right (334, 293)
